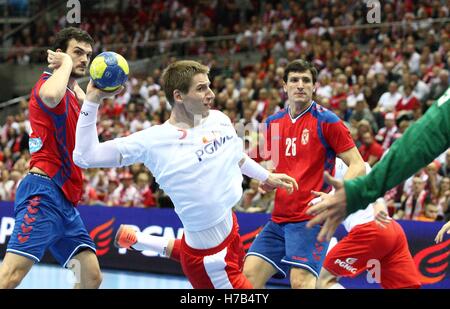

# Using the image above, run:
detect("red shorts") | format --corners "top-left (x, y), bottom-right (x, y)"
top-left (323, 220), bottom-right (421, 289)
top-left (180, 214), bottom-right (253, 289)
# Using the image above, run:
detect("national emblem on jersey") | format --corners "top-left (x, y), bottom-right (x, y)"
top-left (29, 137), bottom-right (43, 154)
top-left (301, 128), bottom-right (310, 145)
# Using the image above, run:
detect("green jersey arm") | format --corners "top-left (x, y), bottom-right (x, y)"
top-left (344, 88), bottom-right (450, 215)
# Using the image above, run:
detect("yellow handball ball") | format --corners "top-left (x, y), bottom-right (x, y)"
top-left (89, 51), bottom-right (129, 92)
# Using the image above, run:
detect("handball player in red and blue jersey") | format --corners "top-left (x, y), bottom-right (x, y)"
top-left (0, 28), bottom-right (104, 288)
top-left (243, 60), bottom-right (366, 289)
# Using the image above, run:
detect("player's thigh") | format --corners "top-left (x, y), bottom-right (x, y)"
top-left (243, 255), bottom-right (278, 288)
top-left (317, 268), bottom-right (338, 289)
top-left (49, 202), bottom-right (96, 267)
top-left (8, 180), bottom-right (63, 263)
top-left (246, 221), bottom-right (287, 279)
top-left (290, 267), bottom-right (318, 289)
top-left (71, 249), bottom-right (101, 275)
top-left (283, 221), bottom-right (329, 278)
top-left (0, 252), bottom-right (34, 282)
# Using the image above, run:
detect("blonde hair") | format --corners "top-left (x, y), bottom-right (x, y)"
top-left (161, 60), bottom-right (209, 106)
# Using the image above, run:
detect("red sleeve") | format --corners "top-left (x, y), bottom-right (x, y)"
top-left (32, 74), bottom-right (67, 113)
top-left (322, 121), bottom-right (355, 154)
top-left (33, 75), bottom-right (47, 99)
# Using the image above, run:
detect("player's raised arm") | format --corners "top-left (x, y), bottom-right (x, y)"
top-left (39, 50), bottom-right (74, 108)
top-left (73, 80), bottom-right (124, 169)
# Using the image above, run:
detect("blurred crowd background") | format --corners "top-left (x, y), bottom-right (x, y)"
top-left (0, 0), bottom-right (449, 223)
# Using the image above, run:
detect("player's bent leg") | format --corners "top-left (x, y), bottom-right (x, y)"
top-left (114, 225), bottom-right (177, 260)
top-left (290, 267), bottom-right (317, 289)
top-left (243, 255), bottom-right (277, 288)
top-left (0, 252), bottom-right (34, 289)
top-left (283, 221), bottom-right (329, 289)
top-left (70, 249), bottom-right (102, 289)
top-left (317, 268), bottom-right (343, 289)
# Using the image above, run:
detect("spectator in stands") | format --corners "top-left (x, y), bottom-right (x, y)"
top-left (237, 179), bottom-right (262, 213)
top-left (133, 172), bottom-right (157, 208)
top-left (316, 75), bottom-right (333, 100)
top-left (425, 161), bottom-right (442, 200)
top-left (355, 119), bottom-right (374, 144)
top-left (114, 172), bottom-right (138, 207)
top-left (376, 81), bottom-right (402, 113)
top-left (370, 73), bottom-right (388, 110)
top-left (416, 198), bottom-right (440, 222)
top-left (358, 131), bottom-right (384, 167)
top-left (438, 149), bottom-right (450, 177)
top-left (375, 113), bottom-right (398, 151)
top-left (349, 100), bottom-right (378, 133)
top-left (427, 69), bottom-right (449, 108)
top-left (346, 84), bottom-right (365, 109)
top-left (396, 84), bottom-right (421, 113)
top-left (391, 116), bottom-right (412, 144)
top-left (395, 176), bottom-right (428, 220)
top-left (411, 73), bottom-right (430, 104)
top-left (437, 176), bottom-right (449, 221)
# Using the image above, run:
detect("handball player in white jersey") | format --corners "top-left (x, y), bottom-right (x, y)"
top-left (73, 60), bottom-right (297, 289)
top-left (313, 159), bottom-right (420, 289)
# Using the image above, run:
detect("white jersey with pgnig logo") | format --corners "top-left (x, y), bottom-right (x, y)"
top-left (343, 203), bottom-right (375, 232)
top-left (334, 158), bottom-right (377, 232)
top-left (113, 110), bottom-right (244, 232)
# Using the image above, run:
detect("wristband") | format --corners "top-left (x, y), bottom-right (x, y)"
top-left (79, 100), bottom-right (100, 126)
top-left (240, 156), bottom-right (270, 182)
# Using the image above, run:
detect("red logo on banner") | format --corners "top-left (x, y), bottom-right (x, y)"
top-left (90, 218), bottom-right (115, 256)
top-left (241, 226), bottom-right (263, 252)
top-left (413, 239), bottom-right (450, 284)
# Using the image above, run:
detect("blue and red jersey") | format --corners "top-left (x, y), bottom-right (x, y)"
top-left (264, 102), bottom-right (355, 223)
top-left (28, 72), bottom-right (83, 205)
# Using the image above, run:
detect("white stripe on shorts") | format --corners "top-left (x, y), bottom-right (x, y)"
top-left (203, 247), bottom-right (233, 289)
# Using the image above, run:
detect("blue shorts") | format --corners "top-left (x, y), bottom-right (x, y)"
top-left (7, 173), bottom-right (96, 267)
top-left (246, 220), bottom-right (329, 278)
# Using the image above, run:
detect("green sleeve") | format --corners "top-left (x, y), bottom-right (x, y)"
top-left (344, 88), bottom-right (450, 215)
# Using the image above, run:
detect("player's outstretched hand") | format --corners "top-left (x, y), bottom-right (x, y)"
top-left (47, 49), bottom-right (72, 70)
top-left (373, 201), bottom-right (392, 229)
top-left (306, 172), bottom-right (347, 241)
top-left (85, 80), bottom-right (125, 103)
top-left (258, 182), bottom-right (275, 194)
top-left (264, 173), bottom-right (298, 194)
top-left (435, 221), bottom-right (450, 244)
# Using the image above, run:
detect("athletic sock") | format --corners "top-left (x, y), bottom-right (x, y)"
top-left (132, 232), bottom-right (171, 257)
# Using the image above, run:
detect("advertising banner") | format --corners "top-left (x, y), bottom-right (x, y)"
top-left (0, 202), bottom-right (448, 288)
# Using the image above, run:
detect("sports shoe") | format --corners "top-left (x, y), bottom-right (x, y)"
top-left (114, 224), bottom-right (137, 250)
